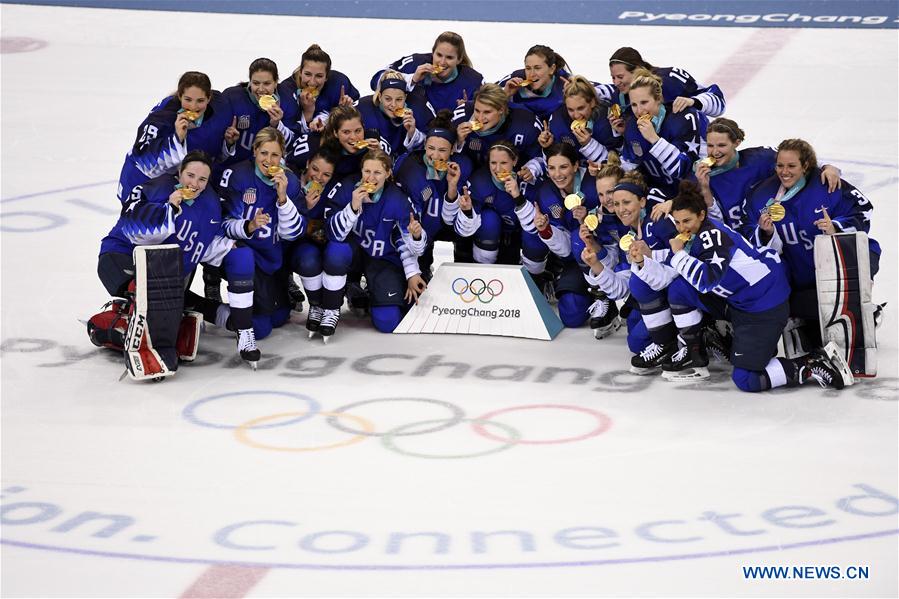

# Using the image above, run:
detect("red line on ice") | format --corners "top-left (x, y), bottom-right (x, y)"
top-left (180, 564), bottom-right (270, 598)
top-left (708, 29), bottom-right (799, 99)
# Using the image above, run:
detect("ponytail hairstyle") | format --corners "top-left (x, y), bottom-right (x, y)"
top-left (671, 180), bottom-right (708, 217)
top-left (322, 105), bottom-right (364, 147)
top-left (294, 44), bottom-right (332, 87)
top-left (777, 138), bottom-right (818, 177)
top-left (544, 142), bottom-right (580, 166)
top-left (473, 83), bottom-right (509, 113)
top-left (594, 152), bottom-right (625, 181)
top-left (433, 31), bottom-right (472, 68)
top-left (247, 57), bottom-right (279, 82)
top-left (708, 118), bottom-right (746, 143)
top-left (629, 68), bottom-right (664, 102)
top-left (176, 71), bottom-right (212, 99)
top-left (526, 44), bottom-right (568, 74)
top-left (562, 75), bottom-right (599, 105)
top-left (608, 47), bottom-right (654, 72)
top-left (617, 170), bottom-right (647, 196)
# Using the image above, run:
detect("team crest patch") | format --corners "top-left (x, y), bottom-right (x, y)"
top-left (242, 188), bottom-right (257, 205)
top-left (631, 141), bottom-right (644, 157)
top-left (469, 138), bottom-right (482, 152)
top-left (238, 115), bottom-right (251, 130)
top-left (485, 195), bottom-right (494, 205)
top-left (562, 136), bottom-right (576, 146)
top-left (550, 204), bottom-right (563, 219)
top-left (421, 187), bottom-right (433, 202)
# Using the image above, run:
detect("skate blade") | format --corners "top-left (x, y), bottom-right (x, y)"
top-left (629, 365), bottom-right (661, 376)
top-left (821, 342), bottom-right (854, 387)
top-left (245, 360), bottom-right (258, 371)
top-left (77, 318), bottom-right (89, 326)
top-left (661, 367), bottom-right (710, 381)
top-left (322, 336), bottom-right (330, 344)
top-left (307, 330), bottom-right (317, 339)
top-left (593, 317), bottom-right (622, 339)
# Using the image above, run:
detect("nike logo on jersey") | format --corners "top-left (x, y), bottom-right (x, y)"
top-left (387, 292), bottom-right (398, 297)
top-left (210, 220), bottom-right (220, 224)
top-left (382, 218), bottom-right (393, 222)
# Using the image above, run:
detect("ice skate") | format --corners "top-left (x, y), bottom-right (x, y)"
top-left (306, 305), bottom-right (324, 338)
top-left (237, 328), bottom-right (260, 370)
top-left (629, 341), bottom-right (675, 375)
top-left (587, 289), bottom-right (621, 339)
top-left (318, 309), bottom-right (340, 343)
top-left (661, 339), bottom-right (710, 381)
top-left (799, 342), bottom-right (854, 389)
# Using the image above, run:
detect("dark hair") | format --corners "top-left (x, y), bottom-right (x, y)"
top-left (708, 118), bottom-right (745, 143)
top-left (248, 57), bottom-right (279, 81)
top-left (427, 109), bottom-right (455, 131)
top-left (608, 47), bottom-right (654, 72)
top-left (177, 71), bottom-right (212, 98)
top-left (526, 44), bottom-right (568, 73)
top-left (777, 138), bottom-right (818, 177)
top-left (671, 180), bottom-right (707, 216)
top-left (180, 150), bottom-right (213, 173)
top-left (310, 145), bottom-right (340, 168)
top-left (544, 142), bottom-right (580, 165)
top-left (300, 44), bottom-right (332, 75)
top-left (488, 139), bottom-right (519, 162)
top-left (322, 105), bottom-right (363, 146)
top-left (433, 31), bottom-right (472, 68)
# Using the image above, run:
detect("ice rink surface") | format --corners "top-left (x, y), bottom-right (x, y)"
top-left (1, 4), bottom-right (897, 597)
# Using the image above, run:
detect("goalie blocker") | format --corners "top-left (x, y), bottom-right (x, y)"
top-left (814, 232), bottom-right (877, 377)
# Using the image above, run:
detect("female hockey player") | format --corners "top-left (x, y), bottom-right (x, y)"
top-left (598, 46), bottom-right (726, 121)
top-left (287, 147), bottom-right (339, 336)
top-left (278, 43), bottom-right (359, 134)
top-left (616, 69), bottom-right (707, 197)
top-left (93, 151), bottom-right (261, 374)
top-left (499, 44), bottom-right (569, 120)
top-left (744, 139), bottom-right (881, 359)
top-left (213, 127), bottom-right (305, 341)
top-left (356, 71), bottom-right (436, 158)
top-left (453, 83), bottom-right (544, 182)
top-left (393, 111), bottom-right (474, 279)
top-left (286, 105), bottom-right (379, 181)
top-left (320, 149), bottom-right (428, 339)
top-left (370, 31), bottom-right (483, 113)
top-left (116, 71), bottom-right (232, 202)
top-left (652, 180), bottom-right (853, 391)
top-left (539, 75), bottom-right (620, 166)
top-left (530, 143), bottom-right (604, 328)
top-left (220, 58), bottom-right (300, 169)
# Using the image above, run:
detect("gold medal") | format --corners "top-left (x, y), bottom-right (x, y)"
top-left (258, 94), bottom-right (277, 110)
top-left (393, 107), bottom-right (410, 118)
top-left (767, 202), bottom-right (786, 222)
top-left (353, 140), bottom-right (370, 149)
top-left (619, 232), bottom-right (635, 251)
top-left (179, 187), bottom-right (197, 200)
top-left (700, 157), bottom-right (716, 167)
top-left (307, 180), bottom-right (323, 193)
top-left (432, 159), bottom-right (449, 172)
top-left (608, 104), bottom-right (621, 119)
top-left (266, 165), bottom-right (284, 177)
top-left (431, 64), bottom-right (444, 75)
top-left (570, 119), bottom-right (587, 132)
top-left (518, 79), bottom-right (534, 86)
top-left (361, 182), bottom-right (378, 193)
top-left (584, 213), bottom-right (600, 231)
top-left (303, 87), bottom-right (320, 99)
top-left (564, 194), bottom-right (582, 210)
top-left (675, 232), bottom-right (693, 243)
top-left (469, 120), bottom-right (483, 131)
top-left (638, 113), bottom-right (652, 124)
top-left (182, 110), bottom-right (200, 121)
top-left (497, 170), bottom-right (512, 181)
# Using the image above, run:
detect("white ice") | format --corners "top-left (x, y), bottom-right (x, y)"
top-left (1, 5), bottom-right (897, 597)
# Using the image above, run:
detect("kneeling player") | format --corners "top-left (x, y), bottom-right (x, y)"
top-left (659, 181), bottom-right (852, 391)
top-left (90, 152), bottom-right (259, 378)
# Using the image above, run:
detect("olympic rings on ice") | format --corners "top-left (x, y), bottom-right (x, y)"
top-left (451, 277), bottom-right (504, 304)
top-left (182, 392), bottom-right (613, 459)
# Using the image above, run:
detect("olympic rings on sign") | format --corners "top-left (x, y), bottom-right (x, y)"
top-left (451, 277), bottom-right (504, 304)
top-left (182, 393), bottom-right (613, 459)
top-left (182, 391), bottom-right (321, 430)
top-left (235, 411), bottom-right (374, 452)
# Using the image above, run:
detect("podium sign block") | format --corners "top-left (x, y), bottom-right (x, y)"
top-left (393, 263), bottom-right (564, 340)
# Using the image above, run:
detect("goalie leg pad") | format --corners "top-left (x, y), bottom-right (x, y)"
top-left (124, 245), bottom-right (183, 381)
top-left (814, 232), bottom-right (877, 377)
top-left (87, 298), bottom-right (131, 351)
top-left (176, 311), bottom-right (202, 362)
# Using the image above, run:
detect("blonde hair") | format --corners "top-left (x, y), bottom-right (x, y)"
top-left (473, 83), bottom-right (509, 113)
top-left (618, 170), bottom-right (647, 194)
top-left (562, 75), bottom-right (598, 105)
top-left (629, 68), bottom-right (663, 102)
top-left (373, 70), bottom-right (406, 104)
top-left (252, 126), bottom-right (285, 153)
top-left (594, 152), bottom-right (624, 181)
top-left (362, 147), bottom-right (394, 174)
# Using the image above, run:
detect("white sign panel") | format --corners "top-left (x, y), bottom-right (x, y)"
top-left (394, 263), bottom-right (564, 340)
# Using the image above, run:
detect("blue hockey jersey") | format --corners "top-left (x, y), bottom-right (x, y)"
top-left (547, 103), bottom-right (622, 164)
top-left (451, 103), bottom-right (544, 173)
top-left (101, 174), bottom-right (229, 276)
top-left (705, 146), bottom-right (776, 233)
top-left (370, 52), bottom-right (483, 113)
top-left (220, 83), bottom-right (301, 168)
top-left (117, 92), bottom-right (232, 202)
top-left (744, 171), bottom-right (880, 289)
top-left (219, 161), bottom-right (305, 274)
top-left (394, 150), bottom-right (474, 238)
top-left (278, 69), bottom-right (360, 131)
top-left (596, 66), bottom-right (726, 117)
top-left (497, 68), bottom-right (570, 120)
top-left (355, 94), bottom-right (436, 158)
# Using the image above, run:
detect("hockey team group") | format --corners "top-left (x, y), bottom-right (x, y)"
top-left (86, 32), bottom-right (884, 393)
